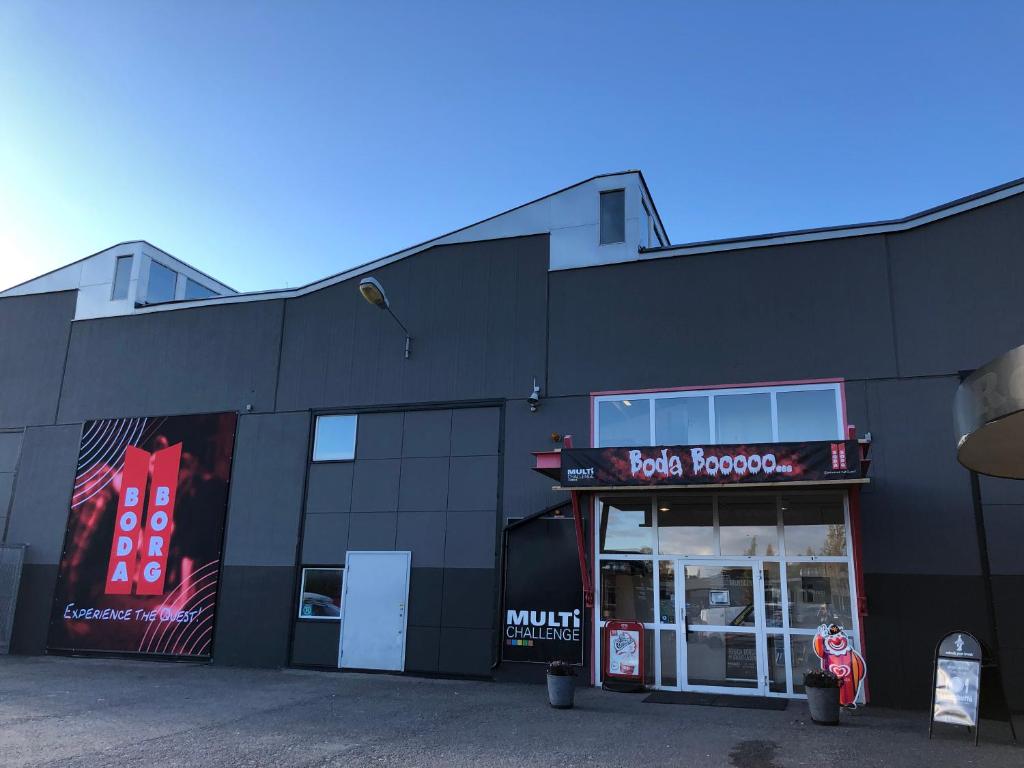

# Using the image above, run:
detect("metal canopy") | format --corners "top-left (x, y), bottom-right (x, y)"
top-left (955, 343), bottom-right (1024, 479)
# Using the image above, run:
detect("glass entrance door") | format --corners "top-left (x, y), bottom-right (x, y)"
top-left (678, 560), bottom-right (766, 694)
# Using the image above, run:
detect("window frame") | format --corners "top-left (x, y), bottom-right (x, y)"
top-left (593, 381), bottom-right (845, 449)
top-left (599, 188), bottom-right (626, 245)
top-left (297, 566), bottom-right (344, 621)
top-left (311, 414), bottom-right (359, 462)
top-left (111, 255), bottom-right (133, 301)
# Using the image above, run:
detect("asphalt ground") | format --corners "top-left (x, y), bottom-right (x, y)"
top-left (0, 656), bottom-right (1019, 767)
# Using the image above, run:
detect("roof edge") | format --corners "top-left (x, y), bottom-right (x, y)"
top-left (0, 239), bottom-right (238, 295)
top-left (640, 174), bottom-right (1024, 257)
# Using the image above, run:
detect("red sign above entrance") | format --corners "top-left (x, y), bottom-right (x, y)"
top-left (560, 440), bottom-right (863, 488)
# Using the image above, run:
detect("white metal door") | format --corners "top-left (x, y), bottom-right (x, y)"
top-left (678, 559), bottom-right (766, 695)
top-left (338, 551), bottom-right (411, 671)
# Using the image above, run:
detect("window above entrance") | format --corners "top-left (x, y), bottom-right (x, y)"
top-left (594, 381), bottom-right (844, 448)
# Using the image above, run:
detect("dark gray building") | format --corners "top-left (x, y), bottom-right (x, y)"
top-left (1, 171), bottom-right (1023, 710)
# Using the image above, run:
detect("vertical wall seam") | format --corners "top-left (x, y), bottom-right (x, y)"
top-left (51, 311), bottom-right (76, 425)
top-left (271, 300), bottom-right (288, 413)
top-left (882, 234), bottom-right (902, 379)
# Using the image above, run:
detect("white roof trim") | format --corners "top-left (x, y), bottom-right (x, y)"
top-left (627, 179), bottom-right (1024, 266)
top-left (132, 171), bottom-right (652, 315)
top-left (65, 172), bottom-right (1024, 316)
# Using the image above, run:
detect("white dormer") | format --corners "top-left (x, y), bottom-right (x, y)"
top-left (0, 241), bottom-right (236, 319)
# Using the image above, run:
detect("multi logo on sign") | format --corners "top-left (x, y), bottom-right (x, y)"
top-left (505, 609), bottom-right (582, 646)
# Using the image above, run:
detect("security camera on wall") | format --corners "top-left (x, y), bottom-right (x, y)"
top-left (529, 379), bottom-right (541, 412)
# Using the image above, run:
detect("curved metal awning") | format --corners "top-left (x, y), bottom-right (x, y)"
top-left (955, 343), bottom-right (1024, 479)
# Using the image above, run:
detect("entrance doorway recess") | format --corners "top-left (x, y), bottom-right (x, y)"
top-left (595, 491), bottom-right (862, 699)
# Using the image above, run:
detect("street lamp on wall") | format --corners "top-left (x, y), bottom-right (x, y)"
top-left (358, 276), bottom-right (412, 359)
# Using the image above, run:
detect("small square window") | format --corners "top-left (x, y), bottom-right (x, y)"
top-left (600, 189), bottom-right (625, 245)
top-left (313, 414), bottom-right (358, 461)
top-left (147, 261), bottom-right (178, 304)
top-left (298, 567), bottom-right (343, 620)
top-left (111, 255), bottom-right (133, 300)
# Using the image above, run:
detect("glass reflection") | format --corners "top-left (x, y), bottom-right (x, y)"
top-left (600, 560), bottom-right (654, 622)
top-left (684, 565), bottom-right (756, 627)
top-left (776, 389), bottom-right (839, 441)
top-left (657, 496), bottom-right (714, 555)
top-left (786, 561), bottom-right (852, 628)
top-left (767, 634), bottom-right (787, 693)
top-left (783, 495), bottom-right (846, 556)
top-left (600, 498), bottom-right (654, 554)
top-left (714, 393), bottom-right (772, 443)
top-left (719, 497), bottom-right (778, 556)
top-left (659, 560), bottom-right (676, 622)
top-left (655, 396), bottom-right (711, 445)
top-left (763, 561), bottom-right (782, 628)
top-left (686, 631), bottom-right (759, 688)
top-left (660, 629), bottom-right (677, 687)
top-left (790, 634), bottom-right (820, 694)
top-left (598, 399), bottom-right (651, 446)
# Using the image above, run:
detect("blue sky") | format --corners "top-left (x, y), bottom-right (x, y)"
top-left (1, 2), bottom-right (1022, 293)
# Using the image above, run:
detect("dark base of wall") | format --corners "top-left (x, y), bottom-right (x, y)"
top-left (863, 573), bottom-right (1024, 711)
top-left (290, 621), bottom-right (497, 677)
top-left (289, 566), bottom-right (498, 676)
top-left (494, 661), bottom-right (565, 685)
top-left (212, 565), bottom-right (295, 667)
top-left (10, 563), bottom-right (58, 654)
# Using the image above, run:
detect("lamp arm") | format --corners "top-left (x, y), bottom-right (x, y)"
top-left (385, 307), bottom-right (411, 337)
top-left (385, 307), bottom-right (412, 359)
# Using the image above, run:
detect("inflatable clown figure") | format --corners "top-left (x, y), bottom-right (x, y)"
top-left (812, 623), bottom-right (867, 706)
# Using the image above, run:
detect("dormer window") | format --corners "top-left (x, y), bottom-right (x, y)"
top-left (600, 189), bottom-right (625, 245)
top-left (185, 278), bottom-right (216, 300)
top-left (147, 261), bottom-right (178, 304)
top-left (111, 255), bottom-right (133, 300)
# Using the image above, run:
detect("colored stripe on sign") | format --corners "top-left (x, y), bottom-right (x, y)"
top-left (135, 443), bottom-right (182, 596)
top-left (104, 446), bottom-right (150, 595)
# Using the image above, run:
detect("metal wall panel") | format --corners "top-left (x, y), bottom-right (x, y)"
top-left (857, 377), bottom-right (980, 576)
top-left (57, 301), bottom-right (285, 421)
top-left (5, 425), bottom-right (81, 565)
top-left (276, 236), bottom-right (549, 410)
top-left (547, 235), bottom-right (898, 396)
top-left (0, 292), bottom-right (75, 428)
top-left (886, 193), bottom-right (1024, 378)
top-left (501, 395), bottom-right (588, 521)
top-left (222, 412), bottom-right (309, 567)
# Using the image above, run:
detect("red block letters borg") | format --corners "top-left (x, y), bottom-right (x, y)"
top-left (104, 444), bottom-right (183, 596)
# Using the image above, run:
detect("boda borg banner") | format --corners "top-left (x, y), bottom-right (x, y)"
top-left (47, 412), bottom-right (237, 658)
top-left (560, 440), bottom-right (861, 487)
